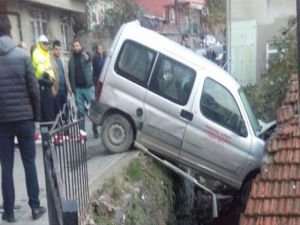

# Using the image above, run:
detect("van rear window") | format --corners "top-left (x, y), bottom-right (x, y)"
top-left (115, 41), bottom-right (156, 87)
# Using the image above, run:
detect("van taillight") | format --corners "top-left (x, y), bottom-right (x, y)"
top-left (95, 81), bottom-right (103, 101)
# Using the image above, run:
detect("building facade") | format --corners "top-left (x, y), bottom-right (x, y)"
top-left (228, 0), bottom-right (296, 86)
top-left (0, 0), bottom-right (86, 51)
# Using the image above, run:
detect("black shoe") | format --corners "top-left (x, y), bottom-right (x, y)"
top-left (32, 206), bottom-right (46, 220)
top-left (94, 133), bottom-right (99, 139)
top-left (2, 213), bottom-right (16, 222)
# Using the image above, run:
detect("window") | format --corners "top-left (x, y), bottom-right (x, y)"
top-left (115, 41), bottom-right (156, 86)
top-left (149, 55), bottom-right (196, 105)
top-left (29, 7), bottom-right (48, 43)
top-left (164, 7), bottom-right (175, 23)
top-left (200, 79), bottom-right (245, 135)
top-left (61, 23), bottom-right (70, 51)
top-left (239, 89), bottom-right (260, 135)
top-left (266, 42), bottom-right (279, 69)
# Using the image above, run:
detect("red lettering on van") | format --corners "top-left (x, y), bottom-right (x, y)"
top-left (205, 125), bottom-right (231, 144)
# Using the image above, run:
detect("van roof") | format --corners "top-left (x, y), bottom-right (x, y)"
top-left (119, 21), bottom-right (241, 91)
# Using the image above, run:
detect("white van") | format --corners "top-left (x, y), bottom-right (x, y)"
top-left (89, 21), bottom-right (274, 204)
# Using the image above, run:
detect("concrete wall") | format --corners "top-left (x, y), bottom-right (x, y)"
top-left (230, 0), bottom-right (296, 84)
top-left (231, 0), bottom-right (295, 24)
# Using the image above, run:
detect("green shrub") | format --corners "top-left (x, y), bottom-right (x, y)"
top-left (243, 17), bottom-right (297, 122)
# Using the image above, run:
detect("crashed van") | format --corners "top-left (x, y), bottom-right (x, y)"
top-left (89, 21), bottom-right (274, 204)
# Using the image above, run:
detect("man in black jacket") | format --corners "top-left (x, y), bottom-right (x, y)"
top-left (0, 15), bottom-right (45, 222)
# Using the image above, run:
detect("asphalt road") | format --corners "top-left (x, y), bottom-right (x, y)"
top-left (0, 120), bottom-right (139, 225)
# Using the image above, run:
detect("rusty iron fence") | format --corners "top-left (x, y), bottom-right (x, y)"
top-left (40, 105), bottom-right (89, 225)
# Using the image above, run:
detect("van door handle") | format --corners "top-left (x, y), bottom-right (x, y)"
top-left (180, 110), bottom-right (193, 121)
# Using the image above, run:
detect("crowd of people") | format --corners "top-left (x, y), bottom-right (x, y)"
top-left (31, 34), bottom-right (106, 137)
top-left (0, 15), bottom-right (106, 222)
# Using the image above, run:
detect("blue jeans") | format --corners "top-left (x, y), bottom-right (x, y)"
top-left (75, 86), bottom-right (95, 131)
top-left (0, 120), bottom-right (40, 215)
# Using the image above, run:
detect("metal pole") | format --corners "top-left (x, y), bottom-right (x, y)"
top-left (134, 142), bottom-right (218, 218)
top-left (226, 0), bottom-right (231, 73)
top-left (174, 0), bottom-right (179, 26)
top-left (297, 0), bottom-right (300, 97)
top-left (41, 124), bottom-right (60, 225)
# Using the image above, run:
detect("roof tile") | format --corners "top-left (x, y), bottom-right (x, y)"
top-left (277, 124), bottom-right (294, 137)
top-left (274, 150), bottom-right (300, 164)
top-left (240, 217), bottom-right (300, 225)
top-left (290, 74), bottom-right (298, 81)
top-left (277, 106), bottom-right (294, 123)
top-left (288, 80), bottom-right (298, 92)
top-left (240, 75), bottom-right (300, 225)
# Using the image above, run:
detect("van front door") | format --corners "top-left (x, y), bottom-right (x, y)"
top-left (140, 55), bottom-right (196, 160)
top-left (180, 78), bottom-right (252, 186)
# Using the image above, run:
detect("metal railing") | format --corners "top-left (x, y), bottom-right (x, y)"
top-left (40, 106), bottom-right (89, 225)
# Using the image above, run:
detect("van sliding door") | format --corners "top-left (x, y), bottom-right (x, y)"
top-left (140, 54), bottom-right (196, 160)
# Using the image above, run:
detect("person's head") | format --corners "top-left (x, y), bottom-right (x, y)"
top-left (181, 34), bottom-right (189, 43)
top-left (72, 40), bottom-right (82, 54)
top-left (38, 35), bottom-right (49, 51)
top-left (53, 40), bottom-right (62, 57)
top-left (0, 15), bottom-right (12, 37)
top-left (96, 45), bottom-right (103, 55)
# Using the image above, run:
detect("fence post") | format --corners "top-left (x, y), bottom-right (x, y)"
top-left (41, 124), bottom-right (60, 225)
top-left (62, 200), bottom-right (78, 225)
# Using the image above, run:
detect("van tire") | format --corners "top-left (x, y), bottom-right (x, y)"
top-left (240, 178), bottom-right (253, 212)
top-left (101, 114), bottom-right (133, 153)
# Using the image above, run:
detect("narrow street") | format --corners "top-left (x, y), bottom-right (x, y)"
top-left (0, 120), bottom-right (138, 225)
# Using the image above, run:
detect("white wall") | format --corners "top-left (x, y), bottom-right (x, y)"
top-left (229, 0), bottom-right (296, 85)
top-left (231, 0), bottom-right (295, 25)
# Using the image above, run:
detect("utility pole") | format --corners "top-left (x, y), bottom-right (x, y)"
top-left (297, 0), bottom-right (300, 96)
top-left (226, 0), bottom-right (231, 73)
top-left (174, 0), bottom-right (179, 26)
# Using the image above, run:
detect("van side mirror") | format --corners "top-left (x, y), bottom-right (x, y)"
top-left (238, 120), bottom-right (248, 137)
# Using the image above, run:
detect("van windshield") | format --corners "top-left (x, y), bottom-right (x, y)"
top-left (239, 89), bottom-right (261, 135)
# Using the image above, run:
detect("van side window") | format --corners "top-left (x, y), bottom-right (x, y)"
top-left (149, 55), bottom-right (196, 105)
top-left (115, 41), bottom-right (156, 86)
top-left (200, 78), bottom-right (245, 135)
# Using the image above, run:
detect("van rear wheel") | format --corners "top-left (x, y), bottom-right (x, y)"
top-left (101, 114), bottom-right (133, 153)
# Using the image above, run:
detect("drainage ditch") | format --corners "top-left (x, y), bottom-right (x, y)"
top-left (173, 170), bottom-right (242, 225)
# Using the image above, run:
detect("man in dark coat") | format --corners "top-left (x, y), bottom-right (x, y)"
top-left (0, 15), bottom-right (46, 222)
top-left (68, 40), bottom-right (94, 132)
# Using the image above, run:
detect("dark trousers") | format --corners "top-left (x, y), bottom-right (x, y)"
top-left (54, 89), bottom-right (67, 117)
top-left (0, 120), bottom-right (40, 215)
top-left (40, 85), bottom-right (54, 122)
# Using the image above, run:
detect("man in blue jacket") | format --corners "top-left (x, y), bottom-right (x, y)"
top-left (0, 15), bottom-right (46, 222)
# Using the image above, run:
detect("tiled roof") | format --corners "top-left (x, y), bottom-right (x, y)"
top-left (240, 74), bottom-right (300, 225)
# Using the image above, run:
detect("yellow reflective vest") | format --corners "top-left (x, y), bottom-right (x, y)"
top-left (32, 43), bottom-right (54, 80)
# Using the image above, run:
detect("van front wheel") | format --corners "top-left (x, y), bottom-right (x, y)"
top-left (241, 178), bottom-right (254, 212)
top-left (101, 114), bottom-right (133, 153)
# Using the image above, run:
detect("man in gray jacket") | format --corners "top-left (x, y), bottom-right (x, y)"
top-left (0, 15), bottom-right (45, 222)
